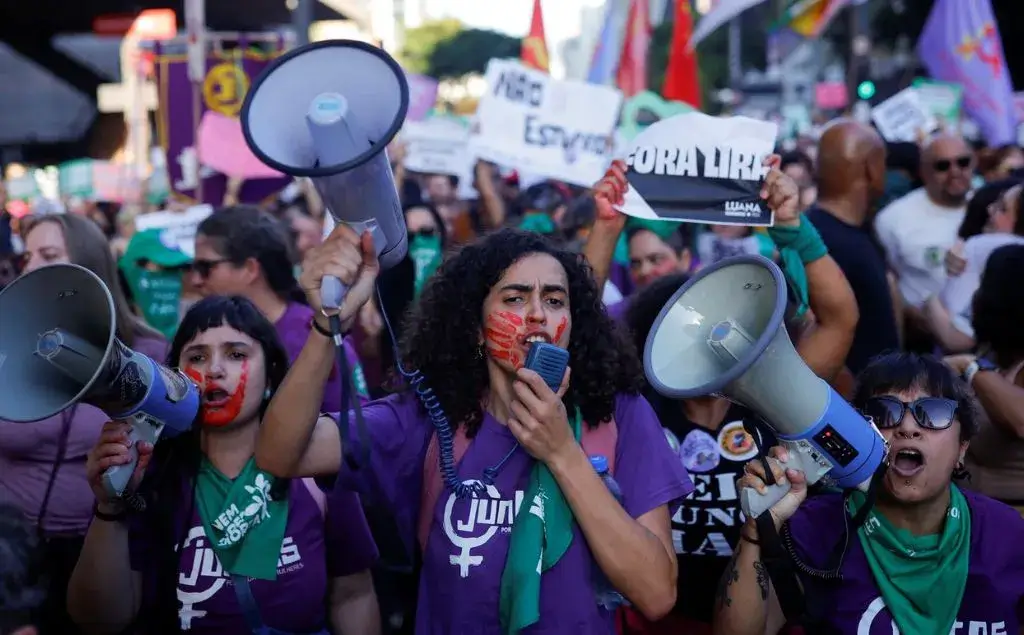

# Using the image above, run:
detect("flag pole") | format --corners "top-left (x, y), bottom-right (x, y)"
top-left (185, 0), bottom-right (206, 205)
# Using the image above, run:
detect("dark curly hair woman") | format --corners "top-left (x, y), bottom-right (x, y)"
top-left (255, 227), bottom-right (694, 634)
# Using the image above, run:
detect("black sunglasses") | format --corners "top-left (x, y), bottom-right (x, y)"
top-left (933, 156), bottom-right (972, 172)
top-left (861, 396), bottom-right (959, 431)
top-left (408, 228), bottom-right (438, 240)
top-left (192, 258), bottom-right (229, 278)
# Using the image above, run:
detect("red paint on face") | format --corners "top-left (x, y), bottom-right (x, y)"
top-left (553, 316), bottom-right (568, 345)
top-left (484, 311), bottom-right (525, 369)
top-left (185, 361), bottom-right (249, 427)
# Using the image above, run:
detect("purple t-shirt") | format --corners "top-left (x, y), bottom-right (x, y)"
top-left (786, 489), bottom-right (1024, 634)
top-left (0, 335), bottom-right (168, 535)
top-left (274, 302), bottom-right (368, 411)
top-left (333, 392), bottom-right (694, 634)
top-left (130, 478), bottom-right (377, 634)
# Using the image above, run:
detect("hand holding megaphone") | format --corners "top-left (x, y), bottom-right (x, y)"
top-left (300, 222), bottom-right (379, 330)
top-left (86, 419), bottom-right (154, 510)
top-left (738, 445), bottom-right (809, 529)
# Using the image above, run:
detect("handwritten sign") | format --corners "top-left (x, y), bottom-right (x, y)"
top-left (470, 59), bottom-right (622, 186)
top-left (403, 117), bottom-right (472, 177)
top-left (871, 88), bottom-right (938, 143)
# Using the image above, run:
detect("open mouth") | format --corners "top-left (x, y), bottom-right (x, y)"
top-left (203, 388), bottom-right (230, 406)
top-left (891, 448), bottom-right (925, 477)
top-left (520, 332), bottom-right (551, 347)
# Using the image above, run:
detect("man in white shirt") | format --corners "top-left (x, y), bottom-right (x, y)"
top-left (874, 133), bottom-right (973, 346)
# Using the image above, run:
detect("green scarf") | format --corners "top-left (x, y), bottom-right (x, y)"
top-left (409, 233), bottom-right (442, 297)
top-left (121, 266), bottom-right (183, 339)
top-left (499, 408), bottom-right (583, 634)
top-left (847, 485), bottom-right (971, 635)
top-left (195, 457), bottom-right (289, 581)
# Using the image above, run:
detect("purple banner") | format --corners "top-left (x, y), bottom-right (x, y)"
top-left (153, 39), bottom-right (291, 206)
top-left (917, 0), bottom-right (1017, 146)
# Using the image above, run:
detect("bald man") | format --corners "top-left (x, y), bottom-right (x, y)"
top-left (806, 119), bottom-right (900, 372)
top-left (874, 133), bottom-right (972, 313)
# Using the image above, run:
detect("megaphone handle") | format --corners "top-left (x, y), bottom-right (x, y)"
top-left (321, 276), bottom-right (349, 313)
top-left (740, 442), bottom-right (827, 520)
top-left (101, 429), bottom-right (142, 499)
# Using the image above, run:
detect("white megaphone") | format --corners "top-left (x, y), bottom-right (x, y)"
top-left (241, 40), bottom-right (410, 314)
top-left (644, 255), bottom-right (887, 519)
top-left (0, 264), bottom-right (200, 499)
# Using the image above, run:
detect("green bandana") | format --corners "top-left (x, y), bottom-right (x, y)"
top-left (519, 212), bottom-right (557, 235)
top-left (195, 457), bottom-right (289, 580)
top-left (847, 485), bottom-right (971, 635)
top-left (409, 233), bottom-right (442, 297)
top-left (499, 408), bottom-right (582, 634)
top-left (122, 267), bottom-right (183, 339)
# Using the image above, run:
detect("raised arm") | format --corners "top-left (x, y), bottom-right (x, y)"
top-left (255, 224), bottom-right (378, 478)
top-left (582, 160), bottom-right (629, 291)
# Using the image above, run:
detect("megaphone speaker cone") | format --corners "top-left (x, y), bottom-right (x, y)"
top-left (0, 264), bottom-right (117, 422)
top-left (241, 39), bottom-right (409, 177)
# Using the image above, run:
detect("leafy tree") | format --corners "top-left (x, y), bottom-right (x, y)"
top-left (401, 19), bottom-right (521, 80)
top-left (401, 18), bottom-right (464, 75)
top-left (430, 28), bottom-right (522, 79)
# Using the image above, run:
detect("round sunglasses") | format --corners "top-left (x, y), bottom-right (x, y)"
top-left (860, 396), bottom-right (959, 431)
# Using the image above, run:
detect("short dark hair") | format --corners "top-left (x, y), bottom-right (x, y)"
top-left (973, 244), bottom-right (1024, 367)
top-left (853, 352), bottom-right (978, 441)
top-left (0, 503), bottom-right (47, 633)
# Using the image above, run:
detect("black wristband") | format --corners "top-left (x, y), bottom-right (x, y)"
top-left (311, 317), bottom-right (334, 338)
top-left (93, 502), bottom-right (127, 523)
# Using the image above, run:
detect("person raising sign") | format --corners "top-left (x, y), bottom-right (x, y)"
top-left (255, 227), bottom-right (694, 633)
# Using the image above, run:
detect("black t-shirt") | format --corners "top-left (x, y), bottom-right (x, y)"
top-left (648, 392), bottom-right (776, 623)
top-left (806, 207), bottom-right (899, 373)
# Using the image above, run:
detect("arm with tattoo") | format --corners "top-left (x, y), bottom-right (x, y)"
top-left (713, 521), bottom-right (786, 635)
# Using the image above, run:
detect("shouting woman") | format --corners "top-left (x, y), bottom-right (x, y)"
top-left (255, 227), bottom-right (694, 633)
top-left (67, 296), bottom-right (380, 635)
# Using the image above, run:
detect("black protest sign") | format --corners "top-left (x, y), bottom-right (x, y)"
top-left (620, 112), bottom-right (779, 226)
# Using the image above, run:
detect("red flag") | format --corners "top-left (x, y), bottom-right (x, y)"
top-left (663, 0), bottom-right (702, 108)
top-left (616, 0), bottom-right (651, 97)
top-left (521, 0), bottom-right (550, 73)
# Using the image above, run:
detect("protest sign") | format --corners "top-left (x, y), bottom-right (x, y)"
top-left (403, 116), bottom-right (472, 177)
top-left (58, 160), bottom-right (142, 203)
top-left (134, 204), bottom-right (213, 258)
top-left (620, 111), bottom-right (778, 226)
top-left (912, 78), bottom-right (963, 126)
top-left (470, 59), bottom-right (622, 186)
top-left (197, 110), bottom-right (283, 179)
top-left (871, 87), bottom-right (938, 143)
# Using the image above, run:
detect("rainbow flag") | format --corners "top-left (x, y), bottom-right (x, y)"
top-left (777, 0), bottom-right (848, 38)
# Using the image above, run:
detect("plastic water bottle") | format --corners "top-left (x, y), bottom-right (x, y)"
top-left (590, 455), bottom-right (630, 611)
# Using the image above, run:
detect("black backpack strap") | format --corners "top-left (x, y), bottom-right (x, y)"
top-left (755, 513), bottom-right (806, 624)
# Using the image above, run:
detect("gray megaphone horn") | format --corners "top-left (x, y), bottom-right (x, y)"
top-left (241, 39), bottom-right (410, 318)
top-left (0, 264), bottom-right (200, 498)
top-left (643, 255), bottom-right (888, 519)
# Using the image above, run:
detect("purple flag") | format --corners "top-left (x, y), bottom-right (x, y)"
top-left (917, 0), bottom-right (1017, 145)
top-left (405, 73), bottom-right (439, 121)
top-left (153, 39), bottom-right (292, 206)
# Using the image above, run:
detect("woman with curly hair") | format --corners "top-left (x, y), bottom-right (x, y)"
top-left (255, 227), bottom-right (693, 633)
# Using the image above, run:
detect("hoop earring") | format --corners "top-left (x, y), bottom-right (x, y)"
top-left (952, 461), bottom-right (971, 482)
top-left (476, 345), bottom-right (486, 360)
top-left (264, 388), bottom-right (272, 400)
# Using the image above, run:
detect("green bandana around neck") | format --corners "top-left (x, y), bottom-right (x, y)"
top-left (195, 457), bottom-right (289, 580)
top-left (847, 485), bottom-right (971, 635)
top-left (409, 233), bottom-right (442, 297)
top-left (519, 212), bottom-right (557, 235)
top-left (499, 408), bottom-right (583, 634)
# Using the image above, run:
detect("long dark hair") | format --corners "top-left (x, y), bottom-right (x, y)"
top-left (957, 178), bottom-right (1021, 239)
top-left (397, 228), bottom-right (644, 435)
top-left (973, 244), bottom-right (1024, 369)
top-left (196, 205), bottom-right (306, 305)
top-left (138, 295), bottom-right (290, 631)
